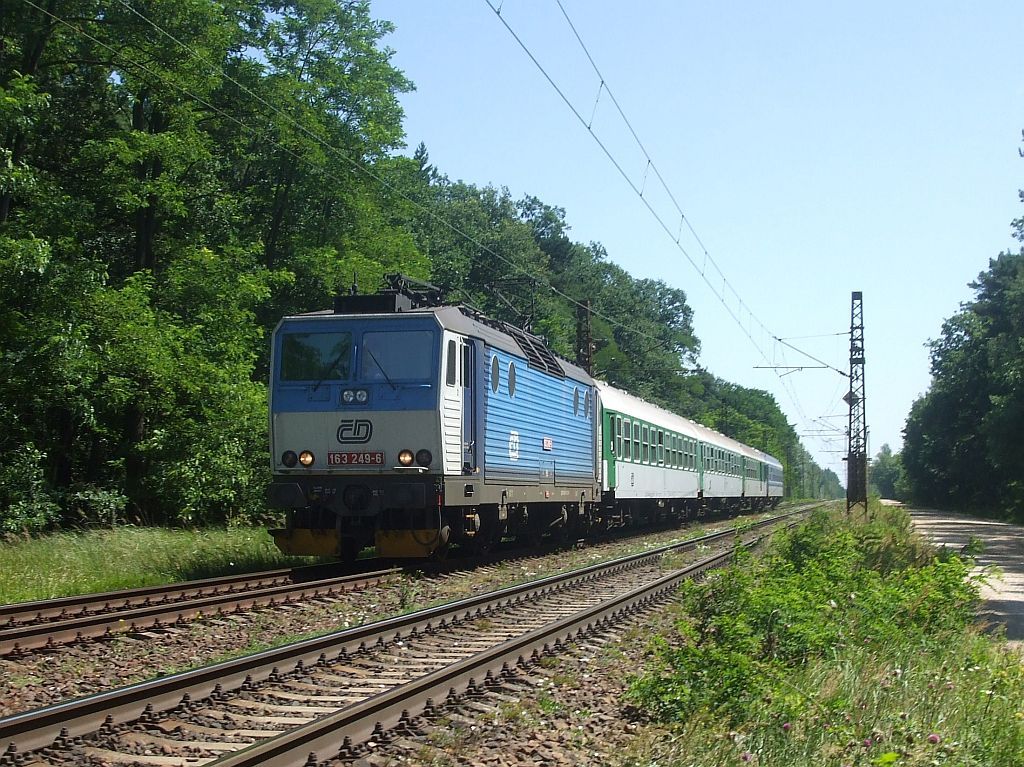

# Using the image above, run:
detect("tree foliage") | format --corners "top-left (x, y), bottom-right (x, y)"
top-left (0, 1), bottom-right (835, 532)
top-left (868, 444), bottom-right (904, 501)
top-left (901, 143), bottom-right (1024, 517)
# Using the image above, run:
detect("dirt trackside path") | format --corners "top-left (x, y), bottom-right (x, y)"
top-left (909, 509), bottom-right (1024, 648)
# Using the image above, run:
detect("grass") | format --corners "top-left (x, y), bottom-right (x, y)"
top-left (624, 502), bottom-right (1024, 766)
top-left (627, 632), bottom-right (1024, 766)
top-left (0, 526), bottom-right (322, 604)
top-left (0, 501), bottom-right (811, 606)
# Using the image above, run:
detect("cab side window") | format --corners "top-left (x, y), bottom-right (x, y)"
top-left (446, 340), bottom-right (457, 386)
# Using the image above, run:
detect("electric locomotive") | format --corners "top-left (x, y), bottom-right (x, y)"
top-left (267, 275), bottom-right (783, 560)
top-left (268, 276), bottom-right (598, 559)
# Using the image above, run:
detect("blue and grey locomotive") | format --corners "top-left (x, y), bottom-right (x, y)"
top-left (267, 277), bottom-right (782, 559)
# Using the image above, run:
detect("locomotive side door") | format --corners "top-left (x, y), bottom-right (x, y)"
top-left (461, 338), bottom-right (478, 471)
top-left (440, 332), bottom-right (465, 476)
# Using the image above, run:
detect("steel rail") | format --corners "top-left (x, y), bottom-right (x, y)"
top-left (0, 506), bottom-right (811, 656)
top-left (0, 506), bottom-right (781, 630)
top-left (0, 507), bottom-right (811, 761)
top-left (0, 567), bottom-right (400, 656)
top-left (0, 558), bottom-right (394, 625)
top-left (217, 546), bottom-right (743, 767)
top-left (1, 569), bottom-right (292, 623)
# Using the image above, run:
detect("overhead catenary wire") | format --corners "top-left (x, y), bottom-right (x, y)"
top-left (484, 1), bottom-right (846, 461)
top-left (483, 0), bottom-right (774, 367)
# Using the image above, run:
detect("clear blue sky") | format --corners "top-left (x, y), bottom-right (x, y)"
top-left (370, 0), bottom-right (1024, 482)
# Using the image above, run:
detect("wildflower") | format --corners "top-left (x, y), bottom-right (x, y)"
top-left (863, 738), bottom-right (873, 748)
top-left (928, 734), bottom-right (941, 744)
top-left (782, 722), bottom-right (792, 733)
top-left (740, 752), bottom-right (752, 762)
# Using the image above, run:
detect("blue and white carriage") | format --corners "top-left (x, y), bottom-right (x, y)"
top-left (268, 278), bottom-right (783, 559)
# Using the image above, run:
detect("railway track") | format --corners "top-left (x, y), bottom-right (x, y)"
top-left (0, 565), bottom-right (400, 657)
top-left (0, 508), bottom-right (809, 767)
top-left (0, 507), bottom-right (799, 658)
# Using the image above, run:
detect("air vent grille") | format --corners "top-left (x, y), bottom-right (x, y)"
top-left (502, 323), bottom-right (565, 378)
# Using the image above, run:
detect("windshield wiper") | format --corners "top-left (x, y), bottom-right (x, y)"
top-left (365, 347), bottom-right (398, 390)
top-left (311, 347), bottom-right (349, 392)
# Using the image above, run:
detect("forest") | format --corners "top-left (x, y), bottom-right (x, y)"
top-left (0, 0), bottom-right (840, 534)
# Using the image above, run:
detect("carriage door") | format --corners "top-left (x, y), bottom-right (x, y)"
top-left (461, 339), bottom-right (478, 470)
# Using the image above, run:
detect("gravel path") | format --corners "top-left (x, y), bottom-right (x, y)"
top-left (909, 508), bottom-right (1024, 648)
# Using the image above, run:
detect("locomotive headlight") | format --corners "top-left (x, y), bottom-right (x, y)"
top-left (355, 389), bottom-right (369, 403)
top-left (342, 389), bottom-right (355, 403)
top-left (415, 449), bottom-right (432, 467)
top-left (299, 450), bottom-right (315, 467)
top-left (398, 449), bottom-right (414, 466)
top-left (281, 450), bottom-right (298, 468)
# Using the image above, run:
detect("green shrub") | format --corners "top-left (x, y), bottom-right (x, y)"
top-left (628, 506), bottom-right (982, 726)
top-left (0, 444), bottom-right (61, 534)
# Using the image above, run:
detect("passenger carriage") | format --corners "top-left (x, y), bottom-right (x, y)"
top-left (598, 383), bottom-right (782, 520)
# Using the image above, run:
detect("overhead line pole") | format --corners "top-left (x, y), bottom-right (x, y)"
top-left (844, 292), bottom-right (868, 518)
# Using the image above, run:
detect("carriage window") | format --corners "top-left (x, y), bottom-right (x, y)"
top-left (508, 361), bottom-right (517, 396)
top-left (623, 419), bottom-right (632, 460)
top-left (446, 340), bottom-right (457, 386)
top-left (491, 355), bottom-right (499, 392)
top-left (615, 416), bottom-right (623, 457)
top-left (584, 390), bottom-right (591, 418)
top-left (573, 388), bottom-right (580, 416)
top-left (281, 331), bottom-right (352, 382)
top-left (657, 430), bottom-right (664, 466)
top-left (632, 422), bottom-right (640, 461)
top-left (641, 425), bottom-right (649, 463)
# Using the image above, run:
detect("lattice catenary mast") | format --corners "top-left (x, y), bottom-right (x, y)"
top-left (845, 291), bottom-right (868, 515)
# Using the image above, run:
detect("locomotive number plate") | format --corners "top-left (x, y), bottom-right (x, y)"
top-left (328, 451), bottom-right (385, 466)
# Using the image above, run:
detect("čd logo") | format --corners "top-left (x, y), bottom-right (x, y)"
top-left (337, 419), bottom-right (373, 444)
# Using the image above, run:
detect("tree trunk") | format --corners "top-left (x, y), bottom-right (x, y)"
top-left (264, 162), bottom-right (295, 269)
top-left (131, 91), bottom-right (166, 272)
